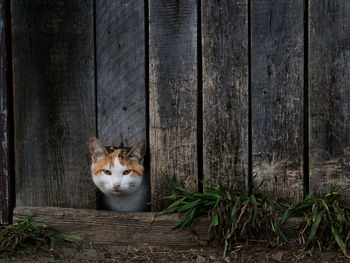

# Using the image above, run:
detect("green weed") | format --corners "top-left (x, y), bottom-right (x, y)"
top-left (157, 175), bottom-right (284, 257)
top-left (0, 215), bottom-right (83, 255)
top-left (281, 184), bottom-right (350, 257)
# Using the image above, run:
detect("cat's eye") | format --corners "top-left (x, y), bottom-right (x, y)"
top-left (103, 169), bottom-right (112, 175)
top-left (122, 169), bottom-right (131, 175)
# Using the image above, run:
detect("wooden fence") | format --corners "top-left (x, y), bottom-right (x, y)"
top-left (0, 0), bottom-right (349, 223)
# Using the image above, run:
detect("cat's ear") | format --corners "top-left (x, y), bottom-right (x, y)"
top-left (127, 141), bottom-right (147, 162)
top-left (89, 137), bottom-right (108, 163)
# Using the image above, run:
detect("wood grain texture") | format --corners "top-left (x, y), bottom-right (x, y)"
top-left (251, 0), bottom-right (304, 201)
top-left (309, 1), bottom-right (350, 196)
top-left (0, 0), bottom-right (12, 224)
top-left (13, 207), bottom-right (303, 244)
top-left (96, 0), bottom-right (146, 147)
top-left (12, 0), bottom-right (96, 208)
top-left (149, 0), bottom-right (198, 210)
top-left (13, 207), bottom-right (210, 248)
top-left (201, 0), bottom-right (248, 190)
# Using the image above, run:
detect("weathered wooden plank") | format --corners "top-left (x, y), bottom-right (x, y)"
top-left (13, 207), bottom-right (210, 248)
top-left (251, 0), bottom-right (304, 201)
top-left (309, 1), bottom-right (350, 197)
top-left (96, 0), bottom-right (146, 147)
top-left (12, 0), bottom-right (96, 208)
top-left (149, 0), bottom-right (198, 210)
top-left (201, 0), bottom-right (248, 190)
top-left (13, 207), bottom-right (303, 244)
top-left (0, 0), bottom-right (12, 224)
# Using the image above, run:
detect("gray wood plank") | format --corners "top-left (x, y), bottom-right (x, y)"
top-left (251, 0), bottom-right (304, 202)
top-left (201, 0), bottom-right (248, 190)
top-left (12, 0), bottom-right (96, 208)
top-left (0, 0), bottom-right (12, 224)
top-left (13, 207), bottom-right (303, 244)
top-left (309, 0), bottom-right (350, 197)
top-left (13, 207), bottom-right (210, 248)
top-left (149, 0), bottom-right (198, 210)
top-left (96, 0), bottom-right (146, 147)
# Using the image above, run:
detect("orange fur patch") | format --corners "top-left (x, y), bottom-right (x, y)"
top-left (91, 158), bottom-right (110, 174)
top-left (131, 163), bottom-right (144, 177)
top-left (91, 149), bottom-right (143, 176)
top-left (109, 150), bottom-right (122, 167)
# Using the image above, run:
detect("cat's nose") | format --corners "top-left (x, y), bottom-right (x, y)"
top-left (113, 183), bottom-right (120, 189)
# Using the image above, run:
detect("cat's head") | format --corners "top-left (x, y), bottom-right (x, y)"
top-left (89, 137), bottom-right (146, 196)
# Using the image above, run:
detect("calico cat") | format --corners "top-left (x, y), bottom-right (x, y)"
top-left (89, 137), bottom-right (149, 211)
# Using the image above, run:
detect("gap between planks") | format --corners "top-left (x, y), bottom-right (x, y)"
top-left (13, 207), bottom-right (303, 247)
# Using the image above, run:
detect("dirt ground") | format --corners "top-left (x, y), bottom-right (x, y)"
top-left (1, 239), bottom-right (348, 263)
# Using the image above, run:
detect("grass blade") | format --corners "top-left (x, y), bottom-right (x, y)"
top-left (211, 213), bottom-right (219, 227)
top-left (306, 210), bottom-right (324, 247)
top-left (163, 173), bottom-right (187, 193)
top-left (173, 208), bottom-right (196, 229)
top-left (223, 239), bottom-right (228, 258)
top-left (331, 226), bottom-right (347, 256)
top-left (251, 194), bottom-right (257, 219)
top-left (178, 200), bottom-right (201, 212)
top-left (156, 197), bottom-right (186, 215)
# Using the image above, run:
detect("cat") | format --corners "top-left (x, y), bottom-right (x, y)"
top-left (89, 137), bottom-right (149, 211)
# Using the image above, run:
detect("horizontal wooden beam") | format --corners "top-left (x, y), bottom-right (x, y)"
top-left (13, 207), bottom-right (303, 247)
top-left (13, 207), bottom-right (210, 248)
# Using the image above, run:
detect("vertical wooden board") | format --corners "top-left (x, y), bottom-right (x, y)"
top-left (309, 1), bottom-right (350, 197)
top-left (0, 0), bottom-right (12, 224)
top-left (201, 0), bottom-right (248, 190)
top-left (251, 0), bottom-right (304, 201)
top-left (149, 0), bottom-right (198, 210)
top-left (12, 0), bottom-right (96, 208)
top-left (96, 0), bottom-right (146, 147)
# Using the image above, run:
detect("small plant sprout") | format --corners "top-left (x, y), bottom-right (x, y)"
top-left (0, 215), bottom-right (83, 255)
